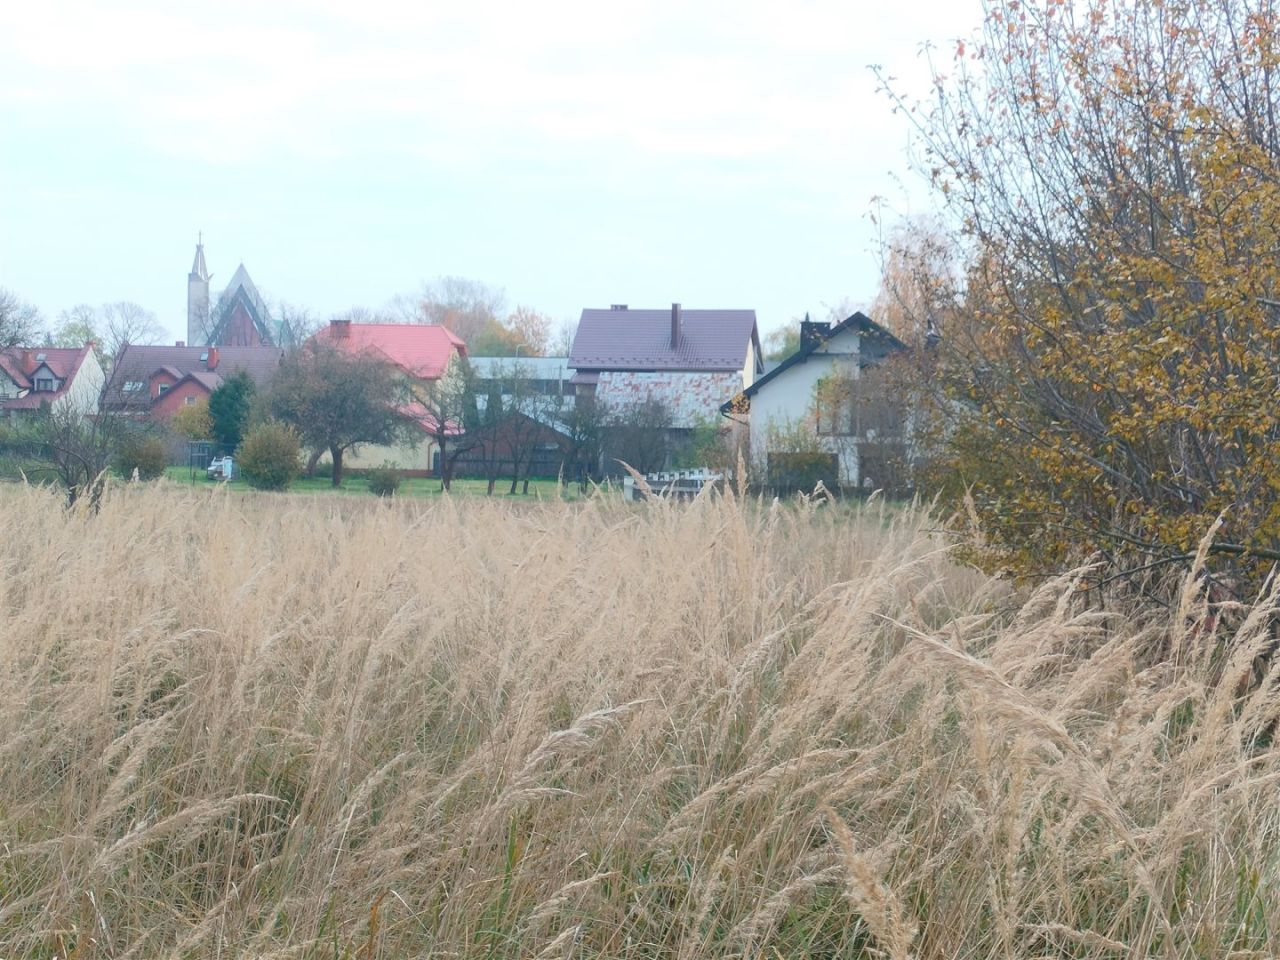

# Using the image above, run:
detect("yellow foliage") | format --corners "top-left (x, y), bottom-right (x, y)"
top-left (903, 0), bottom-right (1280, 591)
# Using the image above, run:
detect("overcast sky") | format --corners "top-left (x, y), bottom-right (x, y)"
top-left (0, 1), bottom-right (979, 343)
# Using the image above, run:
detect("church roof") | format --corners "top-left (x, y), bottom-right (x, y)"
top-left (209, 264), bottom-right (274, 346)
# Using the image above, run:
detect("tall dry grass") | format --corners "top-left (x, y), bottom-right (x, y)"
top-left (1, 482), bottom-right (1278, 958)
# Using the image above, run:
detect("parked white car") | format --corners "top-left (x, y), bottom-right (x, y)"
top-left (207, 456), bottom-right (235, 481)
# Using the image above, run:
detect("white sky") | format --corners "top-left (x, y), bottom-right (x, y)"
top-left (0, 0), bottom-right (981, 342)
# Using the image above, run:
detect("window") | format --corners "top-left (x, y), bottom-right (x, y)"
top-left (815, 379), bottom-right (856, 436)
top-left (35, 377), bottom-right (54, 392)
top-left (185, 395), bottom-right (196, 405)
top-left (123, 381), bottom-right (144, 393)
top-left (157, 383), bottom-right (170, 395)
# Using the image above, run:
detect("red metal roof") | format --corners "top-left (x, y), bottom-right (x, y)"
top-left (398, 401), bottom-right (464, 436)
top-left (313, 322), bottom-right (467, 379)
top-left (570, 308), bottom-right (759, 372)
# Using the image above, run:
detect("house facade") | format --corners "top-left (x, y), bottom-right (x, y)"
top-left (0, 344), bottom-right (105, 419)
top-left (570, 304), bottom-right (762, 473)
top-left (721, 313), bottom-right (906, 490)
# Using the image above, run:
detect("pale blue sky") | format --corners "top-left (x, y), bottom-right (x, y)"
top-left (0, 1), bottom-right (978, 343)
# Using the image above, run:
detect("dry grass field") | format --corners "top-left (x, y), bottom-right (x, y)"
top-left (2, 482), bottom-right (1279, 959)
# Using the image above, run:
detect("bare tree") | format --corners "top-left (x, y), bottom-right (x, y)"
top-left (551, 392), bottom-right (607, 489)
top-left (605, 398), bottom-right (673, 476)
top-left (99, 302), bottom-right (165, 364)
top-left (274, 302), bottom-right (325, 347)
top-left (5, 404), bottom-right (132, 509)
top-left (0, 288), bottom-right (43, 348)
top-left (549, 318), bottom-right (577, 357)
top-left (415, 357), bottom-right (475, 491)
top-left (499, 361), bottom-right (560, 494)
top-left (413, 277), bottom-right (507, 345)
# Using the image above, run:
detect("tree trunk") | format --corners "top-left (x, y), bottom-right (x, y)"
top-left (304, 448), bottom-right (323, 479)
top-left (330, 445), bottom-right (344, 487)
top-left (438, 439), bottom-right (450, 491)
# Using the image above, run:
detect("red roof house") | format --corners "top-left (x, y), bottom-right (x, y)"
top-left (312, 319), bottom-right (468, 379)
top-left (304, 320), bottom-right (470, 476)
top-left (0, 344), bottom-right (105, 417)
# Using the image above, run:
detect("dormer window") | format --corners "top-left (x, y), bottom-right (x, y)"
top-left (35, 377), bottom-right (54, 392)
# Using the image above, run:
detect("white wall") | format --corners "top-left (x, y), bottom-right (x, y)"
top-left (339, 440), bottom-right (436, 472)
top-left (0, 371), bottom-right (21, 400)
top-left (55, 350), bottom-right (105, 417)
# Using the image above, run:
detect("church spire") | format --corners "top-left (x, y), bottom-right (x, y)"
top-left (189, 232), bottom-right (210, 283)
top-left (187, 234), bottom-right (211, 346)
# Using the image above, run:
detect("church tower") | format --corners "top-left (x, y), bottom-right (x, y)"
top-left (187, 236), bottom-right (211, 346)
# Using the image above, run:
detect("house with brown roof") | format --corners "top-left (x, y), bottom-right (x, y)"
top-left (569, 304), bottom-right (762, 472)
top-left (570, 305), bottom-right (762, 426)
top-left (102, 343), bottom-right (285, 419)
top-left (0, 344), bottom-right (105, 420)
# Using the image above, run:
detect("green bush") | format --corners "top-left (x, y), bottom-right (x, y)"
top-left (114, 436), bottom-right (169, 481)
top-left (237, 422), bottom-right (301, 491)
top-left (367, 462), bottom-right (402, 497)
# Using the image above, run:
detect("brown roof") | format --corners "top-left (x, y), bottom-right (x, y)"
top-left (104, 344), bottom-right (284, 408)
top-left (570, 307), bottom-right (760, 372)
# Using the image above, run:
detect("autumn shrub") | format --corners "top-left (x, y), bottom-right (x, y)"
top-left (169, 397), bottom-right (212, 441)
top-left (236, 420), bottom-right (300, 490)
top-left (756, 418), bottom-right (839, 494)
top-left (366, 461), bottom-right (401, 497)
top-left (113, 434), bottom-right (168, 481)
top-left (889, 0), bottom-right (1280, 594)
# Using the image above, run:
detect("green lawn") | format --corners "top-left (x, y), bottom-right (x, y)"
top-left (163, 466), bottom-right (588, 499)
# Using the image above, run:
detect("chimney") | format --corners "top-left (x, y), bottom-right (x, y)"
top-left (799, 313), bottom-right (829, 350)
top-left (175, 340), bottom-right (185, 348)
top-left (670, 302), bottom-right (682, 349)
top-left (331, 318), bottom-right (351, 339)
top-left (206, 347), bottom-right (219, 371)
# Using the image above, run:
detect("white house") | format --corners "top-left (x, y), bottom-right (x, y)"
top-left (720, 313), bottom-right (906, 489)
top-left (0, 344), bottom-right (105, 420)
